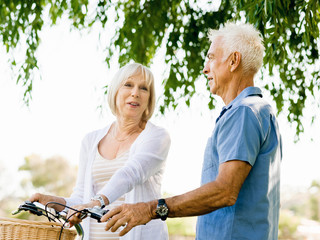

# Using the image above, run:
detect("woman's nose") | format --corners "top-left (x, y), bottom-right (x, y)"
top-left (131, 87), bottom-right (139, 97)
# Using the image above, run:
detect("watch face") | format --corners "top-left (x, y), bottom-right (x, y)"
top-left (157, 205), bottom-right (168, 216)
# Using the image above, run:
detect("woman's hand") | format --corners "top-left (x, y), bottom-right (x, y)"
top-left (67, 201), bottom-right (101, 227)
top-left (66, 204), bottom-right (89, 227)
top-left (29, 193), bottom-right (50, 204)
top-left (29, 193), bottom-right (66, 212)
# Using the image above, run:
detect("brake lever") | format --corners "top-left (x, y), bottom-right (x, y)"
top-left (12, 201), bottom-right (43, 216)
top-left (78, 209), bottom-right (89, 220)
top-left (85, 206), bottom-right (109, 222)
top-left (12, 201), bottom-right (59, 220)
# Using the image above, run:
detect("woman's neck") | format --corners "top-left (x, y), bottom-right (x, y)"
top-left (114, 117), bottom-right (145, 135)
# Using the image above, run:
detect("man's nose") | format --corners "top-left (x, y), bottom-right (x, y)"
top-left (203, 62), bottom-right (209, 74)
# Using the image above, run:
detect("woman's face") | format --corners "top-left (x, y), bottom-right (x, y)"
top-left (115, 73), bottom-right (150, 121)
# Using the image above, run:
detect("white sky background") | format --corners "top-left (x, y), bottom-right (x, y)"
top-left (0, 18), bottom-right (320, 201)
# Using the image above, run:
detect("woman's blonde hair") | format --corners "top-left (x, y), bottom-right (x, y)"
top-left (107, 63), bottom-right (156, 121)
top-left (208, 22), bottom-right (265, 75)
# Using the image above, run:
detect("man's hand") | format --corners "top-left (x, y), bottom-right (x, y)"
top-left (101, 201), bottom-right (156, 236)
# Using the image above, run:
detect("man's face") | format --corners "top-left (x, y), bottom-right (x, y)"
top-left (203, 38), bottom-right (230, 97)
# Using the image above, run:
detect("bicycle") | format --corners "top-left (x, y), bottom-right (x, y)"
top-left (10, 201), bottom-right (109, 240)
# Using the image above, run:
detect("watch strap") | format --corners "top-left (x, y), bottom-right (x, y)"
top-left (91, 194), bottom-right (105, 209)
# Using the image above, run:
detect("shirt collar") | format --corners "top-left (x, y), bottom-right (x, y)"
top-left (216, 87), bottom-right (262, 123)
top-left (226, 86), bottom-right (262, 109)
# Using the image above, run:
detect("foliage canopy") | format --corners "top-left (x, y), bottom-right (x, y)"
top-left (1, 0), bottom-right (319, 136)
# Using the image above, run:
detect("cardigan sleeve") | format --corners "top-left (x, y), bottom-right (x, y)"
top-left (97, 125), bottom-right (171, 204)
top-left (64, 135), bottom-right (89, 207)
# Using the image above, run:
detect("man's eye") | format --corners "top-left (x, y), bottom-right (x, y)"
top-left (207, 55), bottom-right (214, 60)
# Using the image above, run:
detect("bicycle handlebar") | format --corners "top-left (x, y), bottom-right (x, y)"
top-left (12, 201), bottom-right (109, 240)
top-left (13, 201), bottom-right (109, 222)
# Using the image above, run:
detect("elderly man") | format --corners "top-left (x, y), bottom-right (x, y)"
top-left (101, 22), bottom-right (282, 240)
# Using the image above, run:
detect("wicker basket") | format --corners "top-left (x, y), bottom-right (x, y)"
top-left (0, 217), bottom-right (77, 240)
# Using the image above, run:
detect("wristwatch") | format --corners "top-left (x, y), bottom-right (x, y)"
top-left (90, 194), bottom-right (105, 209)
top-left (155, 199), bottom-right (169, 221)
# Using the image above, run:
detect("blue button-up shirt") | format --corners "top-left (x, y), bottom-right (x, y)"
top-left (196, 87), bottom-right (282, 240)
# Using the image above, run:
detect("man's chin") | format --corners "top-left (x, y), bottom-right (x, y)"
top-left (209, 87), bottom-right (217, 95)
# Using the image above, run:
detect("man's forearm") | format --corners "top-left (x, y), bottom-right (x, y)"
top-left (103, 160), bottom-right (251, 236)
top-left (160, 160), bottom-right (252, 218)
top-left (149, 180), bottom-right (235, 219)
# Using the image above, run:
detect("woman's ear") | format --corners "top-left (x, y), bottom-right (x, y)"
top-left (229, 52), bottom-right (241, 72)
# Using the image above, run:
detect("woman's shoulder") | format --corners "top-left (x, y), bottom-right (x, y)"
top-left (145, 121), bottom-right (168, 132)
top-left (143, 121), bottom-right (170, 139)
top-left (82, 124), bottom-right (112, 144)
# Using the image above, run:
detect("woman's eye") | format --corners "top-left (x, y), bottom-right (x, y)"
top-left (124, 83), bottom-right (131, 87)
top-left (141, 86), bottom-right (148, 91)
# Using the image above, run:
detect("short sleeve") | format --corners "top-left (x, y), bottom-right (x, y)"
top-left (217, 106), bottom-right (262, 166)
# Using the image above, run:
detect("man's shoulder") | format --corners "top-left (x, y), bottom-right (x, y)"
top-left (234, 96), bottom-right (273, 119)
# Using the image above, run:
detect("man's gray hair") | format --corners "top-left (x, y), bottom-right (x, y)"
top-left (208, 22), bottom-right (265, 75)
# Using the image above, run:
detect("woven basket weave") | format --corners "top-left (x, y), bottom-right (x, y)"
top-left (0, 217), bottom-right (77, 240)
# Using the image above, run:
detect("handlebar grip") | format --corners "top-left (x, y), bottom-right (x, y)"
top-left (33, 201), bottom-right (46, 209)
top-left (89, 212), bottom-right (102, 222)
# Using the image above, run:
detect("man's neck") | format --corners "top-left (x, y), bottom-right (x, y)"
top-left (221, 74), bottom-right (254, 105)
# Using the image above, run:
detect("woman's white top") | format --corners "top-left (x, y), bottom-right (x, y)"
top-left (64, 121), bottom-right (171, 240)
top-left (89, 150), bottom-right (129, 239)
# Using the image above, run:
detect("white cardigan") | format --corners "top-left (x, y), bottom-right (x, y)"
top-left (64, 121), bottom-right (171, 240)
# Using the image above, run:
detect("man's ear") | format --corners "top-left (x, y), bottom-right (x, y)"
top-left (229, 52), bottom-right (241, 72)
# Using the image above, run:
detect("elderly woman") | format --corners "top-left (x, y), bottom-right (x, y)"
top-left (29, 63), bottom-right (171, 239)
